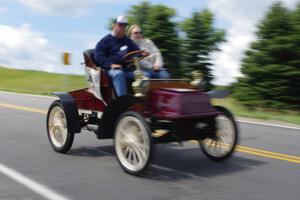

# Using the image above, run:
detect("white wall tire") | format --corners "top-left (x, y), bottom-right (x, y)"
top-left (47, 100), bottom-right (74, 153)
top-left (114, 111), bottom-right (152, 175)
top-left (200, 106), bottom-right (238, 161)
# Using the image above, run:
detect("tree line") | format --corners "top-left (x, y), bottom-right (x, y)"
top-left (233, 2), bottom-right (300, 110)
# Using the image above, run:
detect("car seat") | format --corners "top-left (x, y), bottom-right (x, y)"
top-left (83, 49), bottom-right (115, 103)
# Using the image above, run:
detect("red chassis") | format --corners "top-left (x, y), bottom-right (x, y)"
top-left (46, 49), bottom-right (238, 175)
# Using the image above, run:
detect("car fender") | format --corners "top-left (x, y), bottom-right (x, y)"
top-left (98, 95), bottom-right (143, 138)
top-left (51, 92), bottom-right (81, 133)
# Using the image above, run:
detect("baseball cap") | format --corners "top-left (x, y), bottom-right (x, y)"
top-left (114, 15), bottom-right (128, 25)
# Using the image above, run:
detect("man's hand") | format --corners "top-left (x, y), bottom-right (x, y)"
top-left (111, 64), bottom-right (122, 69)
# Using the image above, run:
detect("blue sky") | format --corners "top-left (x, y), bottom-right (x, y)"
top-left (0, 0), bottom-right (298, 85)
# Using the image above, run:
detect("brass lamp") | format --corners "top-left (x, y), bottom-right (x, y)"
top-left (190, 70), bottom-right (203, 88)
top-left (132, 60), bottom-right (148, 97)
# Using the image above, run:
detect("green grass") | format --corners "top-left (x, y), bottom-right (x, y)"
top-left (0, 67), bottom-right (87, 95)
top-left (1, 66), bottom-right (299, 126)
top-left (212, 98), bottom-right (300, 126)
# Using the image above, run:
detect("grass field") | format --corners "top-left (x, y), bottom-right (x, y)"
top-left (1, 66), bottom-right (299, 126)
top-left (0, 67), bottom-right (87, 94)
top-left (212, 98), bottom-right (300, 126)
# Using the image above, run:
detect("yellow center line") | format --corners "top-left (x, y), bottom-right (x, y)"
top-left (236, 148), bottom-right (300, 164)
top-left (190, 139), bottom-right (300, 164)
top-left (0, 102), bottom-right (47, 114)
top-left (1, 102), bottom-right (299, 164)
top-left (236, 145), bottom-right (300, 161)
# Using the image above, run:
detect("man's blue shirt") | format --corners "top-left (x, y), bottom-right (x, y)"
top-left (94, 34), bottom-right (139, 70)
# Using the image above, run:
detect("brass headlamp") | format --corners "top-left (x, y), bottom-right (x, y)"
top-left (132, 60), bottom-right (149, 97)
top-left (190, 70), bottom-right (203, 88)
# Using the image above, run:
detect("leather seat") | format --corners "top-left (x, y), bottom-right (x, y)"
top-left (83, 49), bottom-right (99, 69)
top-left (83, 49), bottom-right (115, 102)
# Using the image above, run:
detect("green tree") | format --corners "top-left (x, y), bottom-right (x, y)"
top-left (290, 3), bottom-right (300, 67)
top-left (288, 2), bottom-right (300, 107)
top-left (145, 5), bottom-right (180, 75)
top-left (181, 9), bottom-right (225, 90)
top-left (127, 1), bottom-right (180, 76)
top-left (127, 1), bottom-right (152, 35)
top-left (234, 2), bottom-right (300, 110)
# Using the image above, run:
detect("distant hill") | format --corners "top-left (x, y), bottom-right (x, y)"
top-left (0, 67), bottom-right (87, 95)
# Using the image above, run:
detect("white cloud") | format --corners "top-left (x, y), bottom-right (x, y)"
top-left (208, 0), bottom-right (299, 85)
top-left (19, 0), bottom-right (90, 15)
top-left (0, 24), bottom-right (81, 74)
top-left (18, 0), bottom-right (138, 15)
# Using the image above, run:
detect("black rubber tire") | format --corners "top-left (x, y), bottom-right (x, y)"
top-left (46, 100), bottom-right (74, 153)
top-left (200, 106), bottom-right (238, 161)
top-left (113, 111), bottom-right (153, 175)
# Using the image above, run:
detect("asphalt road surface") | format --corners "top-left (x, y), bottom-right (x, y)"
top-left (0, 91), bottom-right (299, 200)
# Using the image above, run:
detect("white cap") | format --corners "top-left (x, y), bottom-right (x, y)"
top-left (114, 15), bottom-right (128, 25)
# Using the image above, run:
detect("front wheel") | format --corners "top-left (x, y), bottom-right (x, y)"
top-left (46, 100), bottom-right (74, 153)
top-left (114, 111), bottom-right (153, 175)
top-left (200, 106), bottom-right (238, 161)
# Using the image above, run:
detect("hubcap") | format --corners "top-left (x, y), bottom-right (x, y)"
top-left (202, 115), bottom-right (235, 157)
top-left (48, 106), bottom-right (68, 148)
top-left (115, 116), bottom-right (150, 172)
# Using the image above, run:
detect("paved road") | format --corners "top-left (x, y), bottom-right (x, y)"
top-left (0, 91), bottom-right (299, 200)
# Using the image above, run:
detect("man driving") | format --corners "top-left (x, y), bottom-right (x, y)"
top-left (94, 15), bottom-right (139, 96)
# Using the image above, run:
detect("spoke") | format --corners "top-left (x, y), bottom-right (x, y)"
top-left (219, 131), bottom-right (230, 141)
top-left (52, 118), bottom-right (59, 127)
top-left (130, 151), bottom-right (135, 164)
top-left (213, 139), bottom-right (217, 148)
top-left (131, 149), bottom-right (138, 165)
top-left (60, 128), bottom-right (67, 143)
top-left (120, 130), bottom-right (128, 138)
top-left (60, 112), bottom-right (65, 120)
top-left (214, 140), bottom-right (218, 151)
top-left (62, 120), bottom-right (67, 129)
top-left (49, 125), bottom-right (55, 132)
top-left (124, 147), bottom-right (129, 158)
top-left (120, 139), bottom-right (128, 147)
top-left (211, 139), bottom-right (221, 154)
top-left (219, 134), bottom-right (233, 146)
top-left (119, 132), bottom-right (128, 143)
top-left (128, 148), bottom-right (134, 163)
top-left (136, 130), bottom-right (146, 142)
top-left (54, 112), bottom-right (61, 123)
top-left (55, 130), bottom-right (63, 143)
top-left (125, 122), bottom-right (133, 133)
top-left (136, 142), bottom-right (149, 154)
top-left (132, 144), bottom-right (146, 163)
top-left (216, 140), bottom-right (223, 153)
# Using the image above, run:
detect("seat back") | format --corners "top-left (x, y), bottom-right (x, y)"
top-left (83, 49), bottom-right (98, 69)
top-left (83, 49), bottom-right (114, 103)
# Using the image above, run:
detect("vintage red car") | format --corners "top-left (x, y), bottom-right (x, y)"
top-left (46, 50), bottom-right (238, 175)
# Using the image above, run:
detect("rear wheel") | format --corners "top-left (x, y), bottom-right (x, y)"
top-left (200, 106), bottom-right (238, 161)
top-left (47, 100), bottom-right (74, 153)
top-left (114, 111), bottom-right (152, 175)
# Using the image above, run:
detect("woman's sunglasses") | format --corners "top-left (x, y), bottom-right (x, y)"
top-left (133, 30), bottom-right (143, 35)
